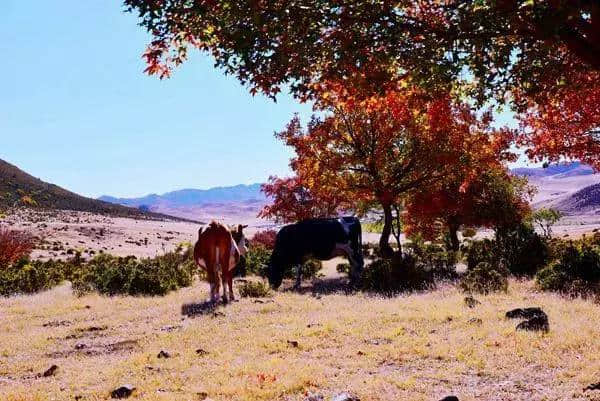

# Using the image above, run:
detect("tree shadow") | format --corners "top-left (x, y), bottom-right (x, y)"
top-left (283, 276), bottom-right (357, 297)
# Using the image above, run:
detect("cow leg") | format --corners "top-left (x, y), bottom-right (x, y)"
top-left (221, 272), bottom-right (229, 304)
top-left (227, 272), bottom-right (235, 301)
top-left (219, 246), bottom-right (231, 304)
top-left (293, 264), bottom-right (302, 290)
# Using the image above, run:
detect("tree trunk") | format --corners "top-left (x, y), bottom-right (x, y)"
top-left (379, 203), bottom-right (396, 258)
top-left (448, 219), bottom-right (460, 252)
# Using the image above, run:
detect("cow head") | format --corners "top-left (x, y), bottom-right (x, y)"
top-left (230, 224), bottom-right (248, 257)
top-left (267, 251), bottom-right (284, 289)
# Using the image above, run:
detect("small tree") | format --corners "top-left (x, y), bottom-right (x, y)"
top-left (532, 208), bottom-right (563, 238)
top-left (270, 82), bottom-right (510, 257)
top-left (258, 176), bottom-right (343, 223)
top-left (0, 228), bottom-right (34, 267)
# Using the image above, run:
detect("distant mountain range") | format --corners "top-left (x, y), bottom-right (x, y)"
top-left (99, 184), bottom-right (266, 223)
top-left (0, 158), bottom-right (188, 221)
top-left (512, 162), bottom-right (595, 179)
top-left (99, 183), bottom-right (265, 208)
top-left (3, 155), bottom-right (599, 222)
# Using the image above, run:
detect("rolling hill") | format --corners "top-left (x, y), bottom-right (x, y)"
top-left (0, 158), bottom-right (188, 221)
top-left (513, 162), bottom-right (600, 215)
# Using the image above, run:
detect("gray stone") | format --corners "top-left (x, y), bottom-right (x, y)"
top-left (332, 392), bottom-right (360, 401)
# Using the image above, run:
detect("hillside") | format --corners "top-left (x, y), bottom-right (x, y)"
top-left (512, 162), bottom-right (600, 214)
top-left (554, 183), bottom-right (600, 214)
top-left (0, 158), bottom-right (186, 221)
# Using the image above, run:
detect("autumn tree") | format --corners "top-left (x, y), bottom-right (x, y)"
top-left (268, 82), bottom-right (509, 256)
top-left (258, 176), bottom-right (344, 223)
top-left (404, 168), bottom-right (532, 251)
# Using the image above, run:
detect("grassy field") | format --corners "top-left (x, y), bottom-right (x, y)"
top-left (1, 271), bottom-right (600, 401)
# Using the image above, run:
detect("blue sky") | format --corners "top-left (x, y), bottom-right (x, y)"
top-left (1, 1), bottom-right (531, 199)
top-left (1, 1), bottom-right (312, 198)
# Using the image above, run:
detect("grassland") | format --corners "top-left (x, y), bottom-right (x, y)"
top-left (2, 270), bottom-right (600, 401)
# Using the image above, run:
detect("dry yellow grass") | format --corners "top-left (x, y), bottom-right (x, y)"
top-left (1, 276), bottom-right (600, 401)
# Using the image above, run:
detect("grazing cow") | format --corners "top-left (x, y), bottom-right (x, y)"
top-left (193, 222), bottom-right (248, 303)
top-left (267, 217), bottom-right (364, 289)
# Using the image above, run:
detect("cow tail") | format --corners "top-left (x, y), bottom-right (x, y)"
top-left (215, 246), bottom-right (222, 283)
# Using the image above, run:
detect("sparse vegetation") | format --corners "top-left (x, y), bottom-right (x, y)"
top-left (536, 239), bottom-right (600, 297)
top-left (532, 208), bottom-right (563, 238)
top-left (460, 261), bottom-right (509, 295)
top-left (237, 280), bottom-right (272, 298)
top-left (360, 255), bottom-right (434, 296)
top-left (0, 243), bottom-right (197, 297)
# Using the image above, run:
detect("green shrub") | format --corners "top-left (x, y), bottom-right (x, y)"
top-left (460, 261), bottom-right (509, 295)
top-left (72, 250), bottom-right (196, 296)
top-left (465, 224), bottom-right (549, 277)
top-left (245, 244), bottom-right (272, 277)
top-left (465, 239), bottom-right (497, 270)
top-left (360, 254), bottom-right (434, 295)
top-left (406, 241), bottom-right (457, 280)
top-left (0, 258), bottom-right (71, 296)
top-left (238, 281), bottom-right (272, 298)
top-left (336, 262), bottom-right (350, 274)
top-left (361, 243), bottom-right (380, 258)
top-left (536, 242), bottom-right (600, 296)
top-left (496, 224), bottom-right (549, 276)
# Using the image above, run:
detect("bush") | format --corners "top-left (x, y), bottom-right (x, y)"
top-left (460, 261), bottom-right (509, 295)
top-left (536, 242), bottom-right (600, 296)
top-left (245, 244), bottom-right (272, 277)
top-left (405, 241), bottom-right (457, 280)
top-left (0, 258), bottom-right (73, 296)
top-left (360, 254), bottom-right (434, 295)
top-left (361, 243), bottom-right (380, 258)
top-left (496, 224), bottom-right (549, 276)
top-left (465, 239), bottom-right (497, 270)
top-left (250, 230), bottom-right (277, 249)
top-left (72, 249), bottom-right (196, 296)
top-left (0, 228), bottom-right (34, 267)
top-left (238, 281), bottom-right (272, 298)
top-left (464, 224), bottom-right (549, 277)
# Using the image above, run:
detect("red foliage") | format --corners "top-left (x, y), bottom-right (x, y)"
top-left (404, 168), bottom-right (532, 250)
top-left (0, 228), bottom-right (34, 267)
top-left (258, 176), bottom-right (343, 223)
top-left (517, 69), bottom-right (600, 170)
top-left (250, 230), bottom-right (277, 250)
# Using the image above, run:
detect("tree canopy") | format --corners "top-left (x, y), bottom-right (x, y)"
top-left (125, 0), bottom-right (600, 167)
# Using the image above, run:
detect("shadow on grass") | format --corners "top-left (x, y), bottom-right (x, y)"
top-left (284, 276), bottom-right (357, 297)
top-left (181, 300), bottom-right (220, 318)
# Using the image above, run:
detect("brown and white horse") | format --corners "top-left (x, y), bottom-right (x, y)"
top-left (193, 221), bottom-right (248, 303)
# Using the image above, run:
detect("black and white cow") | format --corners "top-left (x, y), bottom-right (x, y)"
top-left (267, 217), bottom-right (364, 289)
